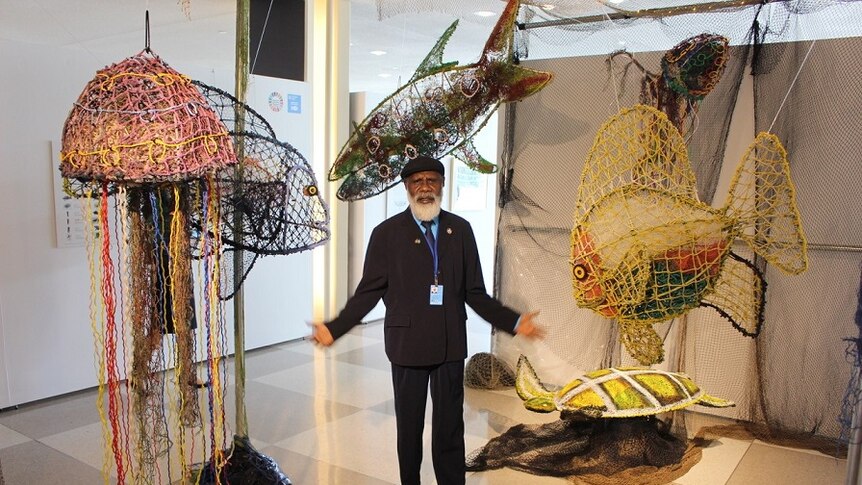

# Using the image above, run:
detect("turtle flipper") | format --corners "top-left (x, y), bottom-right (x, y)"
top-left (515, 355), bottom-right (553, 404)
top-left (524, 397), bottom-right (557, 413)
top-left (697, 393), bottom-right (735, 408)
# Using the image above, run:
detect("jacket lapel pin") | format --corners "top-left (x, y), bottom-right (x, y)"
top-left (415, 238), bottom-right (421, 244)
top-left (446, 227), bottom-right (453, 235)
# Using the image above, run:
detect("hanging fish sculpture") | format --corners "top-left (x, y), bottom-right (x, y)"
top-left (570, 104), bottom-right (808, 365)
top-left (515, 355), bottom-right (734, 418)
top-left (329, 0), bottom-right (552, 200)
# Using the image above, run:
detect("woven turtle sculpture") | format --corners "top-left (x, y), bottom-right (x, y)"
top-left (515, 355), bottom-right (734, 418)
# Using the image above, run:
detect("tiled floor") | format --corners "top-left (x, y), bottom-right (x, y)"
top-left (0, 321), bottom-right (849, 484)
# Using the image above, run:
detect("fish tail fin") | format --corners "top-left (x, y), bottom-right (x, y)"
top-left (515, 355), bottom-right (553, 403)
top-left (478, 0), bottom-right (553, 101)
top-left (479, 0), bottom-right (520, 64)
top-left (498, 65), bottom-right (553, 103)
top-left (724, 132), bottom-right (808, 274)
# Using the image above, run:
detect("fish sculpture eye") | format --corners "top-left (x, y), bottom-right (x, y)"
top-left (303, 185), bottom-right (318, 197)
top-left (572, 263), bottom-right (589, 281)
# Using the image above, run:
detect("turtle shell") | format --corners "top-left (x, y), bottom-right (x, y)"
top-left (515, 356), bottom-right (733, 418)
top-left (553, 367), bottom-right (731, 418)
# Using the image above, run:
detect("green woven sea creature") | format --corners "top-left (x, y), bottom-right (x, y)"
top-left (516, 356), bottom-right (733, 418)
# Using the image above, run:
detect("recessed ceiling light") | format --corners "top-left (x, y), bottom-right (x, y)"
top-left (607, 0), bottom-right (625, 4)
top-left (473, 10), bottom-right (496, 17)
top-left (378, 73), bottom-right (392, 78)
top-left (370, 50), bottom-right (387, 56)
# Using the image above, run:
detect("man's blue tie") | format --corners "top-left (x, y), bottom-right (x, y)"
top-left (421, 220), bottom-right (435, 247)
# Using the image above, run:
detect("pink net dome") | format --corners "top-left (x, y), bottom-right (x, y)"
top-left (60, 50), bottom-right (235, 183)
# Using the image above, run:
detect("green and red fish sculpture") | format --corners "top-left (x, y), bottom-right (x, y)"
top-left (570, 104), bottom-right (808, 365)
top-left (329, 0), bottom-right (552, 200)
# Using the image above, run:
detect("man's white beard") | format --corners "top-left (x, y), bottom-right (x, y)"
top-left (409, 193), bottom-right (442, 221)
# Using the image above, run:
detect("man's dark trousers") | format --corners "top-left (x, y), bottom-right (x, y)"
top-left (392, 360), bottom-right (466, 485)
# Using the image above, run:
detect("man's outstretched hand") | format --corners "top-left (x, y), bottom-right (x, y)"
top-left (515, 311), bottom-right (544, 339)
top-left (310, 322), bottom-right (334, 346)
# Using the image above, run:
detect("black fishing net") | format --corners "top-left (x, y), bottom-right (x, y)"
top-left (466, 415), bottom-right (701, 484)
top-left (195, 435), bottom-right (291, 485)
top-left (441, 0), bottom-right (862, 481)
top-left (840, 266), bottom-right (862, 446)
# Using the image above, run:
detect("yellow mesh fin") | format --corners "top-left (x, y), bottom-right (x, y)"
top-left (724, 132), bottom-right (808, 275)
top-left (618, 321), bottom-right (665, 366)
top-left (575, 104), bottom-right (697, 221)
top-left (701, 252), bottom-right (765, 336)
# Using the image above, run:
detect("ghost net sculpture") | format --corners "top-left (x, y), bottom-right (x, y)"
top-left (61, 49), bottom-right (328, 484)
top-left (61, 49), bottom-right (235, 484)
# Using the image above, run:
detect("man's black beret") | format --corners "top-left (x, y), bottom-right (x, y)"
top-left (401, 155), bottom-right (445, 179)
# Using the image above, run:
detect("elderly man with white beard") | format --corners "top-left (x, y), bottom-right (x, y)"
top-left (311, 155), bottom-right (543, 485)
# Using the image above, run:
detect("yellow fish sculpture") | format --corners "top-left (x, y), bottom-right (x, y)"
top-left (570, 104), bottom-right (807, 365)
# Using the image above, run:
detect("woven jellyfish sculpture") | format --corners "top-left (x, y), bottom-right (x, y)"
top-left (569, 104), bottom-right (808, 365)
top-left (328, 0), bottom-right (552, 200)
top-left (611, 33), bottom-right (729, 137)
top-left (61, 49), bottom-right (235, 484)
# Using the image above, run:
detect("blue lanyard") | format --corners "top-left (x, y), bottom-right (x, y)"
top-left (423, 225), bottom-right (439, 285)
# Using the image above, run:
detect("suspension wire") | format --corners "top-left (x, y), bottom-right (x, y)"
top-left (250, 0), bottom-right (275, 74)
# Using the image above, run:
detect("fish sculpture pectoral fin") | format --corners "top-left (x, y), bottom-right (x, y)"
top-left (724, 132), bottom-right (808, 275)
top-left (697, 394), bottom-right (735, 408)
top-left (452, 139), bottom-right (496, 173)
top-left (700, 251), bottom-right (766, 337)
top-left (617, 321), bottom-right (665, 366)
top-left (608, 245), bottom-right (652, 308)
top-left (335, 162), bottom-right (400, 201)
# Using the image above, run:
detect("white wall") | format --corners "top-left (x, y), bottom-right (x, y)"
top-left (0, 41), bottom-right (119, 407)
top-left (242, 75), bottom-right (316, 346)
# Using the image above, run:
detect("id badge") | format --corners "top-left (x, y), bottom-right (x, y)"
top-left (429, 285), bottom-right (443, 305)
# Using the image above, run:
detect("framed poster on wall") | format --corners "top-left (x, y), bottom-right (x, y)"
top-left (450, 159), bottom-right (488, 212)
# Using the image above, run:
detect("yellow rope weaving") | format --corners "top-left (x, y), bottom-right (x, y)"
top-left (570, 104), bottom-right (807, 365)
top-left (205, 180), bottom-right (228, 480)
top-left (81, 190), bottom-right (113, 484)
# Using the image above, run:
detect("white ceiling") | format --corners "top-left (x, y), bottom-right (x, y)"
top-left (0, 0), bottom-right (709, 94)
top-left (0, 0), bottom-right (498, 93)
top-left (9, 0), bottom-right (840, 95)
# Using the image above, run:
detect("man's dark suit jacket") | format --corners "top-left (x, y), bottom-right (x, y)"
top-left (326, 209), bottom-right (519, 366)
